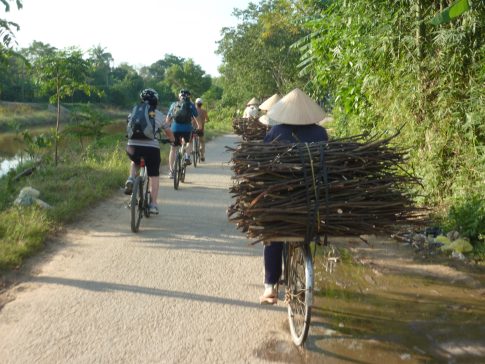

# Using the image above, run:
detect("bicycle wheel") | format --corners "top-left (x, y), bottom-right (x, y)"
top-left (143, 175), bottom-right (150, 218)
top-left (180, 161), bottom-right (186, 183)
top-left (130, 176), bottom-right (143, 233)
top-left (192, 137), bottom-right (199, 168)
top-left (173, 153), bottom-right (180, 190)
top-left (286, 243), bottom-right (313, 346)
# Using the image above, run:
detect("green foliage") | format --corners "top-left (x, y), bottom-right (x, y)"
top-left (446, 195), bottom-right (485, 246)
top-left (216, 0), bottom-right (308, 106)
top-left (21, 128), bottom-right (54, 160)
top-left (298, 0), bottom-right (485, 232)
top-left (165, 58), bottom-right (212, 98)
top-left (206, 105), bottom-right (234, 135)
top-left (430, 0), bottom-right (471, 25)
top-left (64, 104), bottom-right (109, 149)
top-left (0, 0), bottom-right (22, 49)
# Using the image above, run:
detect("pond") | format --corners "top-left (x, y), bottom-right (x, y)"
top-left (0, 155), bottom-right (24, 178)
top-left (0, 129), bottom-right (37, 177)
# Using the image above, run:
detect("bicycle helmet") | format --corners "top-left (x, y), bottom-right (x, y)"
top-left (195, 98), bottom-right (203, 105)
top-left (140, 88), bottom-right (159, 105)
top-left (179, 89), bottom-right (191, 98)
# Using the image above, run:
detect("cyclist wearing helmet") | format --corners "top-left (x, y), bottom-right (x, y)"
top-left (124, 88), bottom-right (175, 215)
top-left (165, 89), bottom-right (200, 177)
top-left (194, 98), bottom-right (209, 162)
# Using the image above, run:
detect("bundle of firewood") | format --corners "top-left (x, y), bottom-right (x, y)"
top-left (232, 117), bottom-right (268, 141)
top-left (227, 134), bottom-right (427, 243)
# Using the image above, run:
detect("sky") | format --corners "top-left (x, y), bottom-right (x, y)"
top-left (6, 0), bottom-right (253, 77)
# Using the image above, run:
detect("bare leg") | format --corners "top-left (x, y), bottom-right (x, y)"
top-left (200, 136), bottom-right (205, 159)
top-left (129, 161), bottom-right (138, 177)
top-left (150, 176), bottom-right (159, 204)
top-left (169, 146), bottom-right (177, 172)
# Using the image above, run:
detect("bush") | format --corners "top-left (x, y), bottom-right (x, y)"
top-left (446, 194), bottom-right (485, 247)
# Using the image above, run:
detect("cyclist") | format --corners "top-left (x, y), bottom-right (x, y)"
top-left (166, 89), bottom-right (200, 178)
top-left (124, 88), bottom-right (175, 215)
top-left (194, 98), bottom-right (209, 161)
top-left (258, 88), bottom-right (329, 304)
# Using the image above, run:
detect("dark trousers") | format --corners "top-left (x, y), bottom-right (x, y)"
top-left (264, 242), bottom-right (284, 284)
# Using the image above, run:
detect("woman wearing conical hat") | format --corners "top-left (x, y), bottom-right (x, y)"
top-left (258, 94), bottom-right (281, 130)
top-left (259, 88), bottom-right (329, 304)
top-left (242, 97), bottom-right (260, 118)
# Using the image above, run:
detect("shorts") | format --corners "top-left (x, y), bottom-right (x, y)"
top-left (126, 146), bottom-right (161, 177)
top-left (173, 131), bottom-right (192, 146)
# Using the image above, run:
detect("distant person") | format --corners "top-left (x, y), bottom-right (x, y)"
top-left (242, 97), bottom-right (259, 118)
top-left (194, 98), bottom-right (209, 162)
top-left (258, 88), bottom-right (328, 304)
top-left (124, 88), bottom-right (174, 215)
top-left (165, 89), bottom-right (199, 178)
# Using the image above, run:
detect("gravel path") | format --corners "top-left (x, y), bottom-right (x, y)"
top-left (0, 135), bottom-right (307, 363)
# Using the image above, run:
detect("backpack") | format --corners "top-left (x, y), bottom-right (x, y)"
top-left (172, 98), bottom-right (193, 124)
top-left (127, 102), bottom-right (156, 140)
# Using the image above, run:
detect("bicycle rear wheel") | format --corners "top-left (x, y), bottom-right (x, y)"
top-left (180, 161), bottom-right (186, 182)
top-left (130, 177), bottom-right (143, 232)
top-left (173, 153), bottom-right (181, 190)
top-left (192, 137), bottom-right (199, 168)
top-left (286, 243), bottom-right (313, 346)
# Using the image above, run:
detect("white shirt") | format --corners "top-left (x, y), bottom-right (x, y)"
top-left (243, 105), bottom-right (259, 118)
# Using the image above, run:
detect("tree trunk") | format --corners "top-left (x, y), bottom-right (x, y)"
top-left (55, 79), bottom-right (60, 166)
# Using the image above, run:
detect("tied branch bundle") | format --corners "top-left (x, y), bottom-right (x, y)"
top-left (227, 134), bottom-right (427, 243)
top-left (232, 117), bottom-right (268, 141)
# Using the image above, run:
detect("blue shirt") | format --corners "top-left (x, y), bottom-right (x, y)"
top-left (263, 124), bottom-right (328, 144)
top-left (168, 101), bottom-right (198, 133)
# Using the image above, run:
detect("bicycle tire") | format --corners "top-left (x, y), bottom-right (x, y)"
top-left (130, 177), bottom-right (143, 233)
top-left (287, 243), bottom-right (313, 346)
top-left (192, 137), bottom-right (199, 168)
top-left (173, 152), bottom-right (181, 190)
top-left (180, 161), bottom-right (186, 183)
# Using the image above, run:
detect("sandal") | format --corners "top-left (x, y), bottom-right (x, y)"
top-left (259, 284), bottom-right (278, 305)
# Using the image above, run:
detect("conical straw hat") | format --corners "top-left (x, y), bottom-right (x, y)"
top-left (259, 94), bottom-right (281, 111)
top-left (258, 114), bottom-right (277, 126)
top-left (266, 88), bottom-right (325, 125)
top-left (246, 97), bottom-right (259, 106)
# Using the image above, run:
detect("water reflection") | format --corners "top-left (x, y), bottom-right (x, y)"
top-left (0, 155), bottom-right (24, 178)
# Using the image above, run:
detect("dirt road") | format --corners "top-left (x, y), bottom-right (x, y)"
top-left (0, 135), bottom-right (307, 363)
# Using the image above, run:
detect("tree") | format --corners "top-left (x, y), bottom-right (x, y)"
top-left (88, 45), bottom-right (113, 91)
top-left (107, 63), bottom-right (143, 107)
top-left (216, 0), bottom-right (307, 106)
top-left (165, 58), bottom-right (211, 99)
top-left (34, 47), bottom-right (99, 164)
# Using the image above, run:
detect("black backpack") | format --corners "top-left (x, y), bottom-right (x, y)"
top-left (172, 98), bottom-right (193, 124)
top-left (127, 102), bottom-right (156, 140)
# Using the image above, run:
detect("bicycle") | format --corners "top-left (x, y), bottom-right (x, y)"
top-left (172, 136), bottom-right (188, 190)
top-left (278, 239), bottom-right (314, 346)
top-left (130, 157), bottom-right (151, 233)
top-left (129, 135), bottom-right (171, 232)
top-left (191, 129), bottom-right (201, 168)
